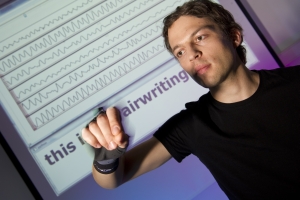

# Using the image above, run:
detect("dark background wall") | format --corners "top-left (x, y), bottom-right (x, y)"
top-left (0, 143), bottom-right (34, 199)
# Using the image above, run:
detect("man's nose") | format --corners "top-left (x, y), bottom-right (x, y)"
top-left (189, 46), bottom-right (201, 61)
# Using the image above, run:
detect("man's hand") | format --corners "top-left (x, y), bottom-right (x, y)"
top-left (81, 107), bottom-right (170, 189)
top-left (81, 107), bottom-right (129, 150)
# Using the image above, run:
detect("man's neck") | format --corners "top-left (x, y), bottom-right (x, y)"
top-left (209, 65), bottom-right (260, 103)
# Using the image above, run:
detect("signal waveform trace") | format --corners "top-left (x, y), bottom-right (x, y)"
top-left (0, 0), bottom-right (107, 57)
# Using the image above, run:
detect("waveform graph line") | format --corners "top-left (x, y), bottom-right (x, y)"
top-left (0, 0), bottom-right (105, 59)
top-left (26, 39), bottom-right (167, 129)
top-left (18, 23), bottom-right (163, 116)
top-left (2, 0), bottom-right (163, 91)
top-left (8, 12), bottom-right (165, 104)
top-left (0, 0), bottom-right (136, 76)
top-left (17, 58), bottom-right (111, 117)
top-left (0, 0), bottom-right (98, 58)
top-left (0, 0), bottom-right (92, 43)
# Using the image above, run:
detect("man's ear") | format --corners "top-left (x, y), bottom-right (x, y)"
top-left (230, 29), bottom-right (243, 48)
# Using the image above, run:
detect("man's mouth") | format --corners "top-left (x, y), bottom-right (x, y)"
top-left (195, 64), bottom-right (210, 75)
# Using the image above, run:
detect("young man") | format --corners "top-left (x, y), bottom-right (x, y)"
top-left (82, 0), bottom-right (300, 199)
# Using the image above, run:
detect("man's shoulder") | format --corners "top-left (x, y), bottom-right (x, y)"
top-left (255, 65), bottom-right (300, 76)
top-left (254, 65), bottom-right (300, 84)
top-left (253, 65), bottom-right (300, 93)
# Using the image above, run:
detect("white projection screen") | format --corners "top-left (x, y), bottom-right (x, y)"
top-left (0, 0), bottom-right (279, 199)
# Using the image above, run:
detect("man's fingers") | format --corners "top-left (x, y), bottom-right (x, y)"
top-left (83, 107), bottom-right (129, 150)
top-left (106, 107), bottom-right (128, 148)
top-left (106, 107), bottom-right (122, 136)
top-left (81, 127), bottom-right (101, 148)
top-left (96, 112), bottom-right (116, 150)
top-left (114, 133), bottom-right (129, 148)
top-left (88, 121), bottom-right (111, 149)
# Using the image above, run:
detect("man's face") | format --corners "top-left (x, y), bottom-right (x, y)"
top-left (168, 15), bottom-right (241, 89)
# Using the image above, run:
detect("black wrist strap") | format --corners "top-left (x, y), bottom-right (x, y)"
top-left (93, 158), bottom-right (119, 174)
top-left (93, 147), bottom-right (126, 174)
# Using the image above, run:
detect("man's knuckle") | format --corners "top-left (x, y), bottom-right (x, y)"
top-left (97, 113), bottom-right (106, 119)
top-left (88, 121), bottom-right (96, 128)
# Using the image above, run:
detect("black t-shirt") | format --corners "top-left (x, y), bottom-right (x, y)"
top-left (154, 66), bottom-right (300, 199)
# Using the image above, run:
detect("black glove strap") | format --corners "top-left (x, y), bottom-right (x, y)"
top-left (93, 147), bottom-right (127, 174)
top-left (94, 146), bottom-right (127, 161)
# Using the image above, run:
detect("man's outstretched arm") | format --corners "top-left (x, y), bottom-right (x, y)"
top-left (82, 107), bottom-right (171, 189)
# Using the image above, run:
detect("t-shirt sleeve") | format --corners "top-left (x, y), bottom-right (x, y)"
top-left (153, 110), bottom-right (192, 163)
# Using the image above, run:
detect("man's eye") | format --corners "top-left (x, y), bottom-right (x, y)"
top-left (177, 50), bottom-right (184, 58)
top-left (196, 35), bottom-right (204, 41)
